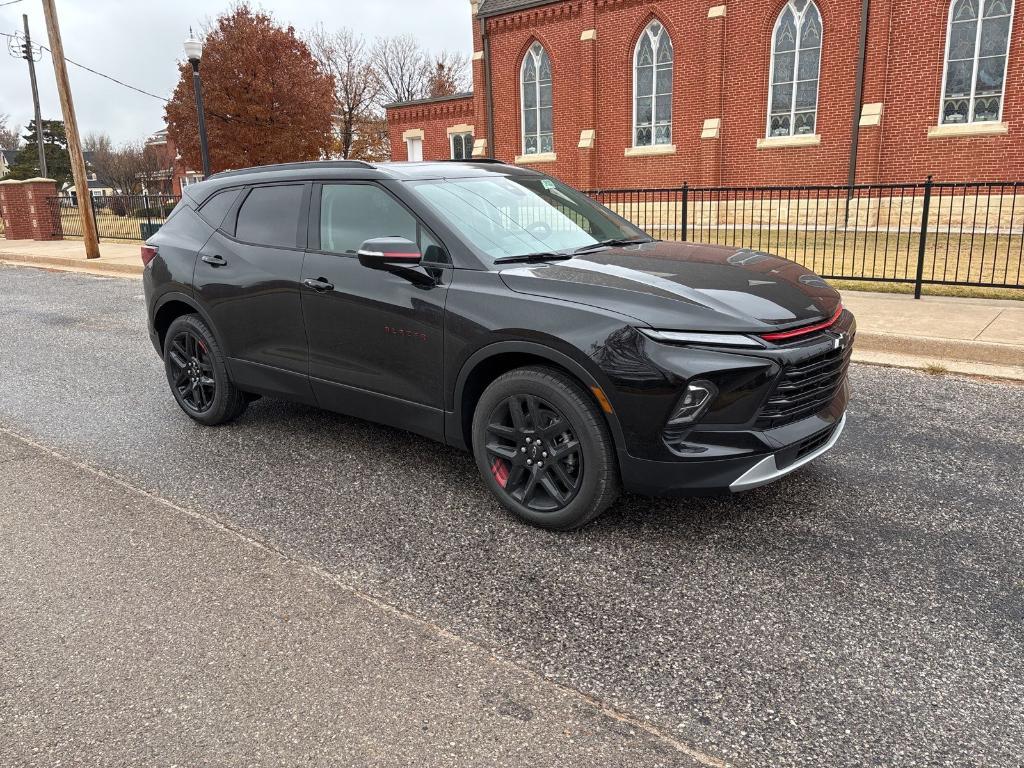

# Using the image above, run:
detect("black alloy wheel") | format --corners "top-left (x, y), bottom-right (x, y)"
top-left (484, 394), bottom-right (584, 512)
top-left (167, 329), bottom-right (215, 413)
top-left (163, 313), bottom-right (248, 426)
top-left (472, 366), bottom-right (620, 530)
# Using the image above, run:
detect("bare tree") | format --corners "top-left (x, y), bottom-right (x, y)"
top-left (307, 25), bottom-right (381, 160)
top-left (371, 34), bottom-right (430, 105)
top-left (83, 131), bottom-right (112, 155)
top-left (0, 113), bottom-right (21, 150)
top-left (427, 50), bottom-right (470, 97)
top-left (89, 140), bottom-right (157, 195)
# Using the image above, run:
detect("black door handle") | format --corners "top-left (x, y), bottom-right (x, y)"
top-left (201, 254), bottom-right (227, 267)
top-left (303, 277), bottom-right (334, 292)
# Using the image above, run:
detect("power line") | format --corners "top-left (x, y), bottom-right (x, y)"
top-left (2, 29), bottom-right (296, 130)
top-left (0, 1), bottom-right (25, 8)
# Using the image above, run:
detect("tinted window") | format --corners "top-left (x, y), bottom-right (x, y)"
top-left (235, 185), bottom-right (303, 248)
top-left (197, 188), bottom-right (240, 228)
top-left (320, 184), bottom-right (418, 255)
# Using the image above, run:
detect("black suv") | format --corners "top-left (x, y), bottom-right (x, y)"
top-left (143, 160), bottom-right (853, 529)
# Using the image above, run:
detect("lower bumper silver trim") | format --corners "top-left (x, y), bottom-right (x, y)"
top-left (729, 413), bottom-right (847, 492)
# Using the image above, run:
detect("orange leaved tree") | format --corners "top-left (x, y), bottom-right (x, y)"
top-left (165, 4), bottom-right (335, 174)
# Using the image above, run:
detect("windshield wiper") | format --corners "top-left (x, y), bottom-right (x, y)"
top-left (572, 237), bottom-right (653, 255)
top-left (493, 252), bottom-right (574, 264)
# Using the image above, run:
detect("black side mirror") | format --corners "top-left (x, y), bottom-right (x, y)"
top-left (357, 237), bottom-right (422, 269)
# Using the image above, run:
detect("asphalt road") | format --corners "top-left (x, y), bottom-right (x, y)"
top-left (1, 264), bottom-right (1022, 767)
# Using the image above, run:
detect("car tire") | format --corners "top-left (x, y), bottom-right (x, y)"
top-left (471, 366), bottom-right (620, 530)
top-left (163, 314), bottom-right (247, 426)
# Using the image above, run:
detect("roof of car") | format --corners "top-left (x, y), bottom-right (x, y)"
top-left (188, 160), bottom-right (540, 203)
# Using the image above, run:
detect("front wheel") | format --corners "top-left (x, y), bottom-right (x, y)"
top-left (471, 366), bottom-right (620, 530)
top-left (163, 314), bottom-right (247, 426)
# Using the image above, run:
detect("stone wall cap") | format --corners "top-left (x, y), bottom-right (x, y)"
top-left (0, 177), bottom-right (57, 184)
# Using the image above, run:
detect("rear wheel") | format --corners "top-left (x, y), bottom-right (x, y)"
top-left (163, 314), bottom-right (247, 426)
top-left (472, 366), bottom-right (619, 530)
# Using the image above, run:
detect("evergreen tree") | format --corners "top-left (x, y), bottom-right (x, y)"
top-left (9, 120), bottom-right (73, 186)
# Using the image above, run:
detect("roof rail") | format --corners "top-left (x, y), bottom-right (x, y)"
top-left (209, 160), bottom-right (376, 180)
top-left (440, 158), bottom-right (506, 164)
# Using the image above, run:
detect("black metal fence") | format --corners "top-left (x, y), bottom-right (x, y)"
top-left (586, 178), bottom-right (1024, 295)
top-left (47, 194), bottom-right (180, 242)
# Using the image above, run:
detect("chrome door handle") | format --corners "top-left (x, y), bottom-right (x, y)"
top-left (303, 277), bottom-right (334, 292)
top-left (201, 254), bottom-right (227, 267)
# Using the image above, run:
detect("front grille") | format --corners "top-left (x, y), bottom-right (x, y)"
top-left (756, 340), bottom-right (853, 429)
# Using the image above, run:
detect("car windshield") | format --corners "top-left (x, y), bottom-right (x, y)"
top-left (408, 175), bottom-right (650, 263)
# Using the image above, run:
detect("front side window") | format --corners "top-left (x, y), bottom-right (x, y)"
top-left (235, 185), bottom-right (303, 248)
top-left (941, 0), bottom-right (1013, 124)
top-left (450, 132), bottom-right (474, 160)
top-left (767, 0), bottom-right (822, 138)
top-left (633, 20), bottom-right (674, 147)
top-left (521, 42), bottom-right (553, 155)
top-left (410, 175), bottom-right (648, 263)
top-left (320, 184), bottom-right (417, 255)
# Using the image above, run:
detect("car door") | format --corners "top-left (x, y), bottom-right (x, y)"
top-left (300, 181), bottom-right (450, 440)
top-left (194, 182), bottom-right (315, 404)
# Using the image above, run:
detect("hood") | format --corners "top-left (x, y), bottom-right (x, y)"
top-left (498, 241), bottom-right (841, 333)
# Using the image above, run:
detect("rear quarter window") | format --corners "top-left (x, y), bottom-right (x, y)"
top-left (197, 188), bottom-right (241, 229)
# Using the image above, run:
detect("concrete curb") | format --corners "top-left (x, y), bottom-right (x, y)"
top-left (852, 349), bottom-right (1024, 383)
top-left (854, 330), bottom-right (1023, 367)
top-left (0, 252), bottom-right (142, 278)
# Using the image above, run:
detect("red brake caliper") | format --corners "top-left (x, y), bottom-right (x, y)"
top-left (490, 458), bottom-right (510, 488)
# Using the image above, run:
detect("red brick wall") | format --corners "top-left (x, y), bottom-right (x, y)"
top-left (386, 0), bottom-right (1024, 188)
top-left (386, 96), bottom-right (476, 161)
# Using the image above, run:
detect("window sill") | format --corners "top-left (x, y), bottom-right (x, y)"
top-left (756, 134), bottom-right (821, 149)
top-left (514, 152), bottom-right (557, 165)
top-left (624, 144), bottom-right (676, 158)
top-left (927, 122), bottom-right (1008, 138)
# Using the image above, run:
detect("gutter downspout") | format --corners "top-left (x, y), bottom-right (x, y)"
top-left (480, 16), bottom-right (496, 159)
top-left (847, 0), bottom-right (870, 192)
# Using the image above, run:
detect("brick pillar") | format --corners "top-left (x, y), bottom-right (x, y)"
top-left (471, 1), bottom-right (489, 158)
top-left (700, 5), bottom-right (728, 185)
top-left (576, 0), bottom-right (598, 189)
top-left (0, 180), bottom-right (31, 240)
top-left (852, 0), bottom-right (893, 183)
top-left (23, 179), bottom-right (62, 240)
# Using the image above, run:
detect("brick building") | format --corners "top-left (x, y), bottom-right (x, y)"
top-left (386, 0), bottom-right (1024, 189)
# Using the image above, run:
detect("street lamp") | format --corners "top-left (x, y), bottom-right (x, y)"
top-left (184, 30), bottom-right (211, 179)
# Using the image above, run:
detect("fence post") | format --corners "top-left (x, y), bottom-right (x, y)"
top-left (144, 193), bottom-right (153, 237)
top-left (90, 194), bottom-right (100, 243)
top-left (681, 181), bottom-right (689, 242)
top-left (913, 175), bottom-right (933, 299)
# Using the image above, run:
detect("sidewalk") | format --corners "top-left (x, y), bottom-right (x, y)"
top-left (0, 238), bottom-right (1020, 380)
top-left (0, 428), bottom-right (697, 767)
top-left (0, 238), bottom-right (142, 277)
top-left (842, 291), bottom-right (1024, 381)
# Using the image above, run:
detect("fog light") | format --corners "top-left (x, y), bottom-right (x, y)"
top-left (667, 380), bottom-right (718, 426)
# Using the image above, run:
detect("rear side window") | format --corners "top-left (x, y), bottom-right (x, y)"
top-left (197, 188), bottom-right (240, 229)
top-left (235, 185), bottom-right (304, 248)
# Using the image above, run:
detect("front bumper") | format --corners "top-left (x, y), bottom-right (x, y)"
top-left (618, 408), bottom-right (846, 496)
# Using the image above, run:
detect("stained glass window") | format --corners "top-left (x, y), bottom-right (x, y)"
top-left (521, 42), bottom-right (553, 155)
top-left (941, 0), bottom-right (1013, 124)
top-left (767, 0), bottom-right (822, 138)
top-left (450, 132), bottom-right (474, 160)
top-left (633, 20), bottom-right (674, 147)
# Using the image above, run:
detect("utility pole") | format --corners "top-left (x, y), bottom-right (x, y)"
top-left (41, 0), bottom-right (99, 259)
top-left (21, 15), bottom-right (47, 178)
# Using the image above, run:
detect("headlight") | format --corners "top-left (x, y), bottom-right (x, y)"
top-left (667, 380), bottom-right (718, 426)
top-left (639, 329), bottom-right (765, 348)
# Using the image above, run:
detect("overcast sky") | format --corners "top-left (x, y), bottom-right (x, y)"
top-left (0, 0), bottom-right (473, 145)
